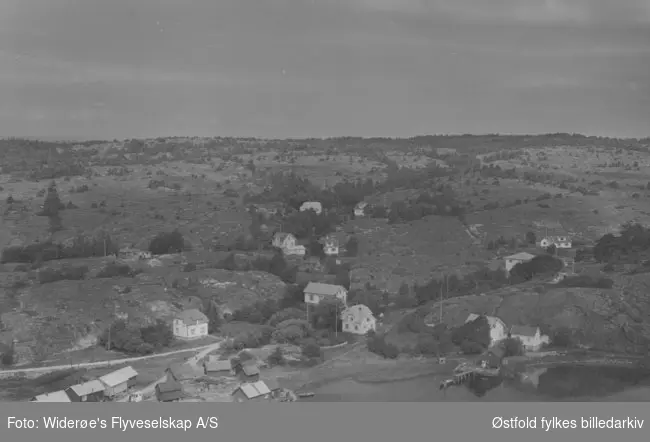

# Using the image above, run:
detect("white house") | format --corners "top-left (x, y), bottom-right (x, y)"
top-left (98, 366), bottom-right (138, 398)
top-left (30, 390), bottom-right (71, 403)
top-left (465, 313), bottom-right (508, 346)
top-left (300, 201), bottom-right (322, 215)
top-left (341, 304), bottom-right (376, 335)
top-left (272, 232), bottom-right (306, 256)
top-left (323, 236), bottom-right (339, 256)
top-left (354, 201), bottom-right (368, 217)
top-left (173, 309), bottom-right (209, 340)
top-left (539, 236), bottom-right (572, 249)
top-left (509, 325), bottom-right (549, 351)
top-left (504, 252), bottom-right (536, 273)
top-left (303, 282), bottom-right (347, 306)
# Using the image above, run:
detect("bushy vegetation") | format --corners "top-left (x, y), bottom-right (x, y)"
top-left (148, 230), bottom-right (185, 255)
top-left (557, 275), bottom-right (614, 289)
top-left (594, 223), bottom-right (650, 264)
top-left (95, 262), bottom-right (141, 279)
top-left (38, 264), bottom-right (89, 284)
top-left (1, 233), bottom-right (119, 264)
top-left (451, 316), bottom-right (491, 354)
top-left (510, 255), bottom-right (564, 281)
top-left (98, 319), bottom-right (173, 355)
top-left (367, 331), bottom-right (399, 359)
top-left (502, 337), bottom-right (525, 357)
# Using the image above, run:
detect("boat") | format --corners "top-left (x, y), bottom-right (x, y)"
top-left (296, 392), bottom-right (315, 398)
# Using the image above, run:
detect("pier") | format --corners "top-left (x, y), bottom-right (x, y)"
top-left (440, 367), bottom-right (501, 390)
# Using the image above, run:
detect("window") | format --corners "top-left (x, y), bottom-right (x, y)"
top-left (354, 325), bottom-right (359, 331)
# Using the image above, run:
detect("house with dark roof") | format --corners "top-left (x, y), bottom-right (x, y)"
top-left (509, 325), bottom-right (549, 351)
top-left (155, 378), bottom-right (184, 402)
top-left (204, 357), bottom-right (233, 376)
top-left (232, 360), bottom-right (260, 381)
top-left (173, 309), bottom-right (208, 340)
top-left (167, 362), bottom-right (202, 381)
top-left (303, 282), bottom-right (347, 306)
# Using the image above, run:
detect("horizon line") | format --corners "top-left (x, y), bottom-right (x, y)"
top-left (3, 132), bottom-right (650, 144)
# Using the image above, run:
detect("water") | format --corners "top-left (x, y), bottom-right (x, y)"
top-left (304, 365), bottom-right (650, 402)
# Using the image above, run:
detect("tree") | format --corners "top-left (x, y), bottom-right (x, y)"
top-left (204, 299), bottom-right (223, 333)
top-left (311, 298), bottom-right (344, 331)
top-left (502, 337), bottom-right (524, 357)
top-left (525, 231), bottom-right (537, 244)
top-left (148, 230), bottom-right (184, 255)
top-left (345, 236), bottom-right (359, 257)
top-left (546, 244), bottom-right (557, 255)
top-left (48, 213), bottom-right (63, 235)
top-left (267, 346), bottom-right (285, 366)
top-left (42, 181), bottom-right (64, 216)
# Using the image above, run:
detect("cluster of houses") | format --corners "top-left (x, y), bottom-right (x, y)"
top-left (502, 234), bottom-right (575, 276)
top-left (464, 313), bottom-right (550, 367)
top-left (155, 356), bottom-right (281, 402)
top-left (30, 366), bottom-right (139, 403)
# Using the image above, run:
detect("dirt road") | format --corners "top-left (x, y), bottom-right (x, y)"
top-left (0, 341), bottom-right (223, 378)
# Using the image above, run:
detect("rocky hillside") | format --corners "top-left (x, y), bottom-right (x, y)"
top-left (424, 275), bottom-right (650, 354)
top-left (0, 262), bottom-right (286, 361)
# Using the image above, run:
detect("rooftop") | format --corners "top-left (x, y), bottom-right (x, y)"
top-left (510, 325), bottom-right (539, 337)
top-left (99, 366), bottom-right (138, 388)
top-left (504, 252), bottom-right (536, 261)
top-left (67, 380), bottom-right (104, 397)
top-left (175, 308), bottom-right (208, 325)
top-left (234, 381), bottom-right (272, 399)
top-left (304, 282), bottom-right (345, 296)
top-left (31, 390), bottom-right (71, 403)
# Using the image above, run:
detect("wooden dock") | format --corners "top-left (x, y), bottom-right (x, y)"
top-left (441, 367), bottom-right (501, 390)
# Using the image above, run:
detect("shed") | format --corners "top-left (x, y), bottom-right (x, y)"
top-left (155, 379), bottom-right (184, 402)
top-left (204, 359), bottom-right (233, 375)
top-left (231, 381), bottom-right (272, 402)
top-left (30, 390), bottom-right (72, 403)
top-left (98, 366), bottom-right (138, 397)
top-left (232, 359), bottom-right (260, 381)
top-left (65, 380), bottom-right (105, 402)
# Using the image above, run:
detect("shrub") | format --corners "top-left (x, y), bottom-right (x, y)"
top-left (451, 315), bottom-right (490, 349)
top-left (459, 340), bottom-right (484, 354)
top-left (367, 333), bottom-right (399, 359)
top-left (502, 337), bottom-right (524, 357)
top-left (267, 346), bottom-right (285, 366)
top-left (550, 327), bottom-right (573, 348)
top-left (301, 341), bottom-right (321, 359)
top-left (38, 265), bottom-right (88, 284)
top-left (182, 262), bottom-right (197, 272)
top-left (96, 262), bottom-right (139, 279)
top-left (558, 275), bottom-right (614, 289)
top-left (148, 230), bottom-right (185, 255)
top-left (140, 320), bottom-right (174, 348)
top-left (267, 308), bottom-right (305, 327)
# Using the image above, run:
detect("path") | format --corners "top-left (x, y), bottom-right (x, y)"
top-left (0, 340), bottom-right (223, 378)
top-left (116, 340), bottom-right (224, 402)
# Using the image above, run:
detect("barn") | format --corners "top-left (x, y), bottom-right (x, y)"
top-left (98, 366), bottom-right (138, 398)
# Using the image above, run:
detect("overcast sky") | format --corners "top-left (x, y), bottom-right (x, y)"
top-left (1, 0), bottom-right (649, 140)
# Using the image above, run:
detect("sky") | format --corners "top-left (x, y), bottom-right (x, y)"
top-left (1, 0), bottom-right (649, 140)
